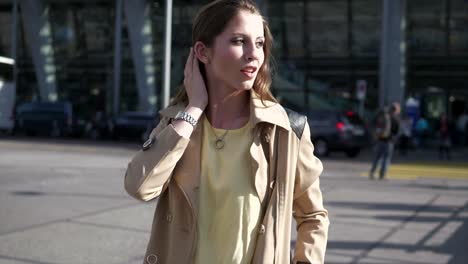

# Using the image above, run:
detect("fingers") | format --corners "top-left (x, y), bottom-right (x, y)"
top-left (193, 51), bottom-right (200, 73)
top-left (184, 48), bottom-right (193, 80)
top-left (191, 47), bottom-right (196, 71)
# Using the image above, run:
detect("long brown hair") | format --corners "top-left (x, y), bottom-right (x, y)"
top-left (170, 0), bottom-right (277, 106)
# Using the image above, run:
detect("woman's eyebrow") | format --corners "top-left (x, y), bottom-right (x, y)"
top-left (231, 33), bottom-right (265, 39)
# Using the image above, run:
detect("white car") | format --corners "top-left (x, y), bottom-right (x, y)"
top-left (0, 56), bottom-right (15, 134)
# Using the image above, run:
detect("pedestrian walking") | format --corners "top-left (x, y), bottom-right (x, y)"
top-left (456, 109), bottom-right (468, 146)
top-left (124, 1), bottom-right (329, 264)
top-left (399, 114), bottom-right (412, 156)
top-left (437, 113), bottom-right (452, 160)
top-left (415, 115), bottom-right (429, 148)
top-left (369, 102), bottom-right (401, 180)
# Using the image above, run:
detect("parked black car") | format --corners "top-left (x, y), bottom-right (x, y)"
top-left (307, 110), bottom-right (371, 158)
top-left (110, 111), bottom-right (159, 142)
top-left (14, 101), bottom-right (74, 137)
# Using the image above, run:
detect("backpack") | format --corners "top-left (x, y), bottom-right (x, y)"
top-left (374, 111), bottom-right (391, 139)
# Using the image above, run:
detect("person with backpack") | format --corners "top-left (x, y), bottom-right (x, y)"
top-left (369, 102), bottom-right (401, 180)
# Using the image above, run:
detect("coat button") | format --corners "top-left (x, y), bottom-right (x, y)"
top-left (166, 213), bottom-right (172, 222)
top-left (269, 180), bottom-right (275, 189)
top-left (146, 254), bottom-right (158, 264)
top-left (142, 138), bottom-right (154, 151)
top-left (258, 224), bottom-right (266, 234)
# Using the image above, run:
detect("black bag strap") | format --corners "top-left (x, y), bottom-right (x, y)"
top-left (261, 107), bottom-right (307, 180)
top-left (259, 108), bottom-right (307, 217)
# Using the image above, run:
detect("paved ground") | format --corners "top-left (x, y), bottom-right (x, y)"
top-left (0, 137), bottom-right (467, 264)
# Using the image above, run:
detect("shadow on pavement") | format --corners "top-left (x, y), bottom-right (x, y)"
top-left (323, 200), bottom-right (468, 264)
top-left (327, 201), bottom-right (456, 213)
top-left (10, 190), bottom-right (128, 199)
top-left (409, 183), bottom-right (468, 191)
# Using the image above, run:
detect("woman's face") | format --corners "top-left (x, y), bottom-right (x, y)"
top-left (205, 10), bottom-right (265, 93)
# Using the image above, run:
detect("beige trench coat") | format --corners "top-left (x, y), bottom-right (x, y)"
top-left (124, 94), bottom-right (329, 264)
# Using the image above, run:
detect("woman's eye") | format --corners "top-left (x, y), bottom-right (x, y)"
top-left (256, 41), bottom-right (265, 48)
top-left (232, 39), bottom-right (244, 45)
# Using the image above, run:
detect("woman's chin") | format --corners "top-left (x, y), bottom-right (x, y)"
top-left (239, 81), bottom-right (255, 90)
top-left (232, 85), bottom-right (253, 92)
top-left (228, 80), bottom-right (255, 93)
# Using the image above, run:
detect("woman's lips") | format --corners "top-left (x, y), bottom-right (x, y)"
top-left (241, 70), bottom-right (255, 79)
top-left (241, 66), bottom-right (257, 79)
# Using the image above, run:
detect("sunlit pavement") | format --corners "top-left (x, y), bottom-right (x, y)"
top-left (321, 148), bottom-right (468, 264)
top-left (360, 163), bottom-right (468, 180)
top-left (0, 137), bottom-right (467, 264)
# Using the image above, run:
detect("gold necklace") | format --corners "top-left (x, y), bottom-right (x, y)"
top-left (209, 125), bottom-right (229, 150)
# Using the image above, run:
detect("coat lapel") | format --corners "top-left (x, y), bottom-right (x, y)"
top-left (157, 91), bottom-right (293, 210)
top-left (249, 91), bottom-right (291, 206)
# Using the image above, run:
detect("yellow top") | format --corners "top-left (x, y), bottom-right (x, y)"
top-left (194, 118), bottom-right (261, 264)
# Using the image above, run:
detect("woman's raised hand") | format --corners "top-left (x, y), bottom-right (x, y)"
top-left (184, 48), bottom-right (208, 110)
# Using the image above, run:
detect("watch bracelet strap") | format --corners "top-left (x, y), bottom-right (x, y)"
top-left (174, 111), bottom-right (197, 127)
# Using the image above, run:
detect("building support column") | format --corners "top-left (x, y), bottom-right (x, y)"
top-left (124, 0), bottom-right (156, 113)
top-left (19, 0), bottom-right (57, 102)
top-left (113, 0), bottom-right (122, 116)
top-left (379, 0), bottom-right (407, 108)
top-left (162, 0), bottom-right (173, 108)
top-left (11, 0), bottom-right (18, 95)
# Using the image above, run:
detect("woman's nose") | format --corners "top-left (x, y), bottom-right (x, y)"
top-left (244, 43), bottom-right (260, 61)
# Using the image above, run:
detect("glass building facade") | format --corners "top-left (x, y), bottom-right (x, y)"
top-left (0, 0), bottom-right (467, 121)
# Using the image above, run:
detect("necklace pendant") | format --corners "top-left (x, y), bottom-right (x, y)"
top-left (215, 139), bottom-right (225, 149)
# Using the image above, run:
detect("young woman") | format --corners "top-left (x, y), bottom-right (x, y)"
top-left (124, 1), bottom-right (329, 263)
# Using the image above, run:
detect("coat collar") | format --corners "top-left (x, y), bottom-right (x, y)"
top-left (158, 91), bottom-right (291, 131)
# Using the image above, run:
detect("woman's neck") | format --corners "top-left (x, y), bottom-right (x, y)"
top-left (205, 87), bottom-right (250, 129)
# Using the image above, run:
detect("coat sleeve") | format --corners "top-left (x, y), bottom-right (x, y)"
top-left (292, 121), bottom-right (329, 264)
top-left (124, 116), bottom-right (190, 201)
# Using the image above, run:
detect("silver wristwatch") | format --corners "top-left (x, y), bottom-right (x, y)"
top-left (174, 111), bottom-right (197, 127)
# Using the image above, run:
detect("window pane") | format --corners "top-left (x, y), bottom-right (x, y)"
top-left (0, 12), bottom-right (12, 57)
top-left (450, 0), bottom-right (468, 55)
top-left (81, 7), bottom-right (112, 52)
top-left (284, 2), bottom-right (305, 58)
top-left (49, 4), bottom-right (76, 61)
top-left (307, 1), bottom-right (348, 57)
top-left (352, 0), bottom-right (381, 57)
top-left (267, 2), bottom-right (287, 59)
top-left (408, 0), bottom-right (446, 56)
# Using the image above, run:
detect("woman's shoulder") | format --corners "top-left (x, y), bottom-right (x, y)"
top-left (281, 106), bottom-right (307, 139)
top-left (253, 100), bottom-right (307, 139)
